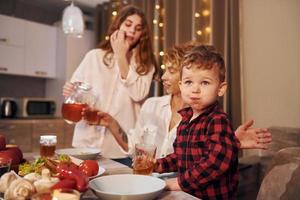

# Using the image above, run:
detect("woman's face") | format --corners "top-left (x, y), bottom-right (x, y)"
top-left (161, 62), bottom-right (181, 95)
top-left (119, 14), bottom-right (143, 47)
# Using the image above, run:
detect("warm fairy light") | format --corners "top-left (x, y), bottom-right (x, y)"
top-left (105, 36), bottom-right (110, 40)
top-left (159, 51), bottom-right (164, 56)
top-left (205, 27), bottom-right (211, 33)
top-left (155, 4), bottom-right (160, 9)
top-left (159, 22), bottom-right (164, 27)
top-left (202, 10), bottom-right (210, 16)
top-left (194, 12), bottom-right (200, 18)
top-left (154, 35), bottom-right (159, 40)
top-left (161, 64), bottom-right (165, 69)
top-left (196, 30), bottom-right (202, 35)
top-left (153, 19), bottom-right (158, 24)
top-left (112, 11), bottom-right (117, 16)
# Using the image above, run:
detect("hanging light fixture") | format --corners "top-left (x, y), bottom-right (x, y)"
top-left (62, 1), bottom-right (85, 38)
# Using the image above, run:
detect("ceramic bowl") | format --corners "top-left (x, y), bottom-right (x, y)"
top-left (89, 174), bottom-right (166, 200)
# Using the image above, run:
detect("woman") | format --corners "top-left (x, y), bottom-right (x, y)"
top-left (95, 42), bottom-right (272, 159)
top-left (62, 5), bottom-right (156, 163)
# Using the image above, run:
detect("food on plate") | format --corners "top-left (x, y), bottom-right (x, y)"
top-left (51, 179), bottom-right (77, 190)
top-left (0, 171), bottom-right (18, 193)
top-left (57, 165), bottom-right (89, 192)
top-left (23, 172), bottom-right (42, 183)
top-left (52, 188), bottom-right (80, 200)
top-left (33, 168), bottom-right (59, 193)
top-left (4, 177), bottom-right (35, 200)
top-left (0, 134), bottom-right (6, 150)
top-left (18, 157), bottom-right (46, 176)
top-left (78, 160), bottom-right (99, 177)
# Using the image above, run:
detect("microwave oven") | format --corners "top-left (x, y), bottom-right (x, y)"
top-left (16, 98), bottom-right (56, 118)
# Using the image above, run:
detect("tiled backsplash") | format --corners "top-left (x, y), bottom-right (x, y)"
top-left (0, 74), bottom-right (46, 98)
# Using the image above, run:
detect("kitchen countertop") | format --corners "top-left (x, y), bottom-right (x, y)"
top-left (23, 153), bottom-right (200, 200)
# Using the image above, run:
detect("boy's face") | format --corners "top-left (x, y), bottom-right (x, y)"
top-left (161, 62), bottom-right (181, 95)
top-left (179, 65), bottom-right (227, 114)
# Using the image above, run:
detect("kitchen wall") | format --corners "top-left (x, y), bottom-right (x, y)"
top-left (240, 0), bottom-right (300, 128)
top-left (0, 74), bottom-right (45, 97)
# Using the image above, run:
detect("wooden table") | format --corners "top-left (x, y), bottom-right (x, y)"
top-left (24, 153), bottom-right (199, 200)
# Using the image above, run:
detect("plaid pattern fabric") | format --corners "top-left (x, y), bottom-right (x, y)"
top-left (157, 102), bottom-right (240, 199)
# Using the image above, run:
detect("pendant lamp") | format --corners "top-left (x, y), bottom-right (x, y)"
top-left (62, 1), bottom-right (85, 37)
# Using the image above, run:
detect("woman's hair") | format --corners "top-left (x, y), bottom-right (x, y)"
top-left (163, 41), bottom-right (199, 71)
top-left (98, 5), bottom-right (156, 76)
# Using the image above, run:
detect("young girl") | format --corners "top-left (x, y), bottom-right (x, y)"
top-left (62, 5), bottom-right (156, 163)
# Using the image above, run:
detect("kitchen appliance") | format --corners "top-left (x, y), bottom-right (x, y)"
top-left (15, 97), bottom-right (56, 118)
top-left (0, 98), bottom-right (18, 118)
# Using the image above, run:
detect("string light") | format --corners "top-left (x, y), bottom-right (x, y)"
top-left (112, 11), bottom-right (117, 16)
top-left (155, 4), bottom-right (160, 9)
top-left (202, 10), bottom-right (210, 16)
top-left (159, 51), bottom-right (164, 56)
top-left (159, 22), bottom-right (164, 27)
top-left (205, 27), bottom-right (211, 33)
top-left (195, 12), bottom-right (200, 18)
top-left (153, 19), bottom-right (158, 24)
top-left (194, 0), bottom-right (211, 43)
top-left (161, 64), bottom-right (165, 70)
top-left (196, 30), bottom-right (202, 35)
top-left (105, 36), bottom-right (109, 40)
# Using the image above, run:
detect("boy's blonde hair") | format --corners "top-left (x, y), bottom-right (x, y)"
top-left (180, 45), bottom-right (226, 82)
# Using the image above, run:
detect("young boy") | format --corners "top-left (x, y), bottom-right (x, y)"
top-left (154, 45), bottom-right (240, 199)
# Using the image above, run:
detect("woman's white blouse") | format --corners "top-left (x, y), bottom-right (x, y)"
top-left (128, 95), bottom-right (178, 158)
top-left (70, 49), bottom-right (154, 159)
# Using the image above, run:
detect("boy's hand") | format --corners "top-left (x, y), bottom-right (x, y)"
top-left (165, 178), bottom-right (181, 191)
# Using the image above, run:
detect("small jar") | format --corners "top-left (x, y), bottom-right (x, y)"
top-left (61, 82), bottom-right (94, 124)
top-left (40, 135), bottom-right (57, 158)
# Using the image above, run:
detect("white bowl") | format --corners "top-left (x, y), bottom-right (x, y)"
top-left (55, 147), bottom-right (101, 160)
top-left (89, 174), bottom-right (166, 200)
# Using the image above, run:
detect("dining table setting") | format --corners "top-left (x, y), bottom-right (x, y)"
top-left (21, 151), bottom-right (199, 200)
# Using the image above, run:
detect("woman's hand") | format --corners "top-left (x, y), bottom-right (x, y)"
top-left (62, 82), bottom-right (75, 97)
top-left (165, 178), bottom-right (181, 191)
top-left (110, 30), bottom-right (130, 58)
top-left (235, 119), bottom-right (272, 149)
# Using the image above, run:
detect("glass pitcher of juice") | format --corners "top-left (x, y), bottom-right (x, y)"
top-left (62, 82), bottom-right (94, 124)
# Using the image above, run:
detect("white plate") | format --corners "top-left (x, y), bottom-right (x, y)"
top-left (89, 166), bottom-right (106, 180)
top-left (55, 147), bottom-right (101, 160)
top-left (89, 174), bottom-right (166, 200)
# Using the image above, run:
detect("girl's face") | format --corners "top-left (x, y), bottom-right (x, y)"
top-left (119, 14), bottom-right (143, 47)
top-left (161, 62), bottom-right (181, 95)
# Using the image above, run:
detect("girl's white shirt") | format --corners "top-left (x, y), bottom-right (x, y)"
top-left (70, 49), bottom-right (154, 159)
top-left (128, 95), bottom-right (179, 158)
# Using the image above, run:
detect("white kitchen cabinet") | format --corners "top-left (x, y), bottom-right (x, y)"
top-left (0, 14), bottom-right (25, 75)
top-left (25, 21), bottom-right (57, 78)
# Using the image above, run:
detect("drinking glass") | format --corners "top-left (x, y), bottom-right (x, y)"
top-left (40, 135), bottom-right (57, 158)
top-left (133, 143), bottom-right (157, 175)
top-left (84, 94), bottom-right (102, 125)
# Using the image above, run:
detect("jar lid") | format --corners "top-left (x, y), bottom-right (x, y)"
top-left (40, 135), bottom-right (57, 143)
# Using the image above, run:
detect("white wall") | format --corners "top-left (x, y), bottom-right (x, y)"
top-left (240, 0), bottom-right (300, 129)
